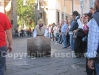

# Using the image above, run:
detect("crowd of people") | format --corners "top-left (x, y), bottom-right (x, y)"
top-left (47, 20), bottom-right (72, 47)
top-left (0, 0), bottom-right (99, 75)
top-left (12, 28), bottom-right (33, 37)
top-left (46, 0), bottom-right (99, 75)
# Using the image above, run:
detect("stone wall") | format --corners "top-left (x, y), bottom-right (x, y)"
top-left (65, 0), bottom-right (90, 15)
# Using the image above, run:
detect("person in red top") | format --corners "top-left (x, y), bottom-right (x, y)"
top-left (0, 12), bottom-right (12, 75)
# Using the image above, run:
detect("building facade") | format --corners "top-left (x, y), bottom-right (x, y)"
top-left (38, 0), bottom-right (91, 25)
top-left (90, 0), bottom-right (95, 7)
top-left (38, 0), bottom-right (70, 25)
top-left (65, 0), bottom-right (90, 16)
top-left (1, 0), bottom-right (94, 28)
top-left (0, 0), bottom-right (17, 30)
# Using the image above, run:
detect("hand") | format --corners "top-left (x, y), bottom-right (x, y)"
top-left (7, 46), bottom-right (12, 53)
top-left (88, 60), bottom-right (94, 69)
top-left (73, 30), bottom-right (77, 33)
top-left (80, 17), bottom-right (83, 22)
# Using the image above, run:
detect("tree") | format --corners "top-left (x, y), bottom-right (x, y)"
top-left (17, 0), bottom-right (36, 28)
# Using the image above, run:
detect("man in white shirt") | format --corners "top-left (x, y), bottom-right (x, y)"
top-left (48, 25), bottom-right (52, 38)
top-left (33, 19), bottom-right (48, 37)
top-left (87, 0), bottom-right (99, 75)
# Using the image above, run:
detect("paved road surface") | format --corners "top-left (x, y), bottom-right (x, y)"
top-left (5, 37), bottom-right (87, 75)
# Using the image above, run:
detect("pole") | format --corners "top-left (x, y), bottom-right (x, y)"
top-left (80, 1), bottom-right (83, 16)
top-left (72, 0), bottom-right (74, 12)
top-left (35, 0), bottom-right (39, 25)
top-left (64, 0), bottom-right (66, 20)
top-left (82, 1), bottom-right (83, 16)
top-left (81, 6), bottom-right (83, 16)
top-left (35, 5), bottom-right (37, 25)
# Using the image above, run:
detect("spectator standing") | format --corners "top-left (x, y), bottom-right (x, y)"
top-left (53, 25), bottom-right (59, 44)
top-left (15, 29), bottom-right (18, 37)
top-left (58, 25), bottom-right (63, 44)
top-left (61, 20), bottom-right (68, 48)
top-left (12, 30), bottom-right (15, 37)
top-left (72, 11), bottom-right (84, 58)
top-left (83, 13), bottom-right (96, 75)
top-left (87, 0), bottom-right (99, 75)
top-left (66, 20), bottom-right (70, 47)
top-left (69, 15), bottom-right (75, 50)
top-left (29, 28), bottom-right (32, 36)
top-left (51, 23), bottom-right (55, 41)
top-left (48, 24), bottom-right (52, 39)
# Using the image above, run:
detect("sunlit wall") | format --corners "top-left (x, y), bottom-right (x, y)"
top-left (0, 0), bottom-right (4, 13)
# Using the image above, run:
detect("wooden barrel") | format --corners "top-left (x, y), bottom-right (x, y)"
top-left (27, 36), bottom-right (51, 57)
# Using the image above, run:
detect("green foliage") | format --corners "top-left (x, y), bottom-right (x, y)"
top-left (17, 0), bottom-right (36, 28)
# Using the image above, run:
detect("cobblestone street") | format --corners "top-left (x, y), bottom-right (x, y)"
top-left (5, 37), bottom-right (87, 75)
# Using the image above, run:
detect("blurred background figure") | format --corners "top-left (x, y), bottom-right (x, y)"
top-left (69, 15), bottom-right (75, 50)
top-left (61, 20), bottom-right (68, 48)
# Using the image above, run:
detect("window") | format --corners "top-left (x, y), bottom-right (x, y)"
top-left (57, 11), bottom-right (59, 23)
top-left (62, 13), bottom-right (64, 20)
top-left (39, 13), bottom-right (42, 18)
top-left (66, 16), bottom-right (68, 20)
